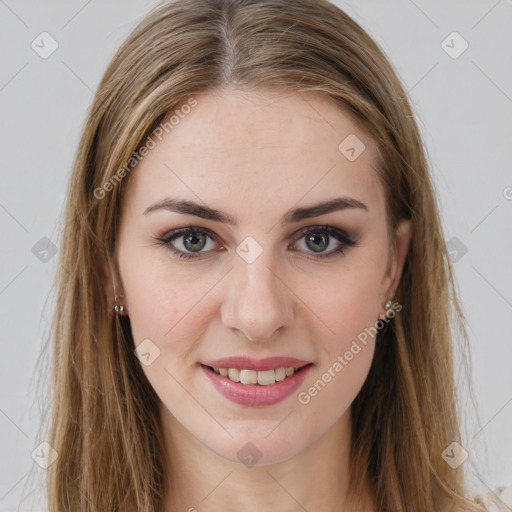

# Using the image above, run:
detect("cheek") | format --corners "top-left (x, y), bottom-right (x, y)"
top-left (121, 262), bottom-right (216, 412)
top-left (298, 340), bottom-right (374, 432)
top-left (296, 253), bottom-right (385, 407)
top-left (297, 273), bottom-right (380, 418)
top-left (119, 245), bottom-right (216, 342)
top-left (305, 260), bottom-right (385, 348)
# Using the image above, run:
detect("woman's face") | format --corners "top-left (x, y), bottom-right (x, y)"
top-left (114, 87), bottom-right (411, 465)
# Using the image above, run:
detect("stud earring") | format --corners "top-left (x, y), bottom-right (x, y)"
top-left (113, 300), bottom-right (125, 314)
top-left (383, 299), bottom-right (394, 310)
top-left (377, 298), bottom-right (395, 320)
top-left (110, 269), bottom-right (126, 315)
top-left (113, 289), bottom-right (126, 315)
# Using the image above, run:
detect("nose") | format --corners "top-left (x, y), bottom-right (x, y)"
top-left (221, 254), bottom-right (295, 342)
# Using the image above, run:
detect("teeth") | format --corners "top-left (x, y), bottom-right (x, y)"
top-left (227, 368), bottom-right (240, 382)
top-left (274, 367), bottom-right (286, 381)
top-left (240, 369), bottom-right (258, 385)
top-left (257, 369), bottom-right (275, 385)
top-left (212, 366), bottom-right (299, 385)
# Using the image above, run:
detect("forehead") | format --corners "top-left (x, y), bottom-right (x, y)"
top-left (123, 87), bottom-right (385, 222)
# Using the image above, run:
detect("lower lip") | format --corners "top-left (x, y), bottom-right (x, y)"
top-left (201, 364), bottom-right (313, 407)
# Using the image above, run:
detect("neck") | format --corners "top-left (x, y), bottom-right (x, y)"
top-left (160, 406), bottom-right (375, 512)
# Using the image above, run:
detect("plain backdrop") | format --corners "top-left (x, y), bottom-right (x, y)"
top-left (0, 0), bottom-right (511, 510)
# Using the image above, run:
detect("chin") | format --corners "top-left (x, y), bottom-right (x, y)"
top-left (210, 435), bottom-right (305, 467)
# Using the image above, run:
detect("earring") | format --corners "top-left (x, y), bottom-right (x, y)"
top-left (110, 269), bottom-right (126, 315)
top-left (113, 292), bottom-right (125, 315)
top-left (378, 298), bottom-right (394, 320)
top-left (113, 301), bottom-right (124, 314)
top-left (383, 299), bottom-right (394, 310)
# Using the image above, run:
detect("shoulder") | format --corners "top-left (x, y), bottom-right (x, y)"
top-left (472, 483), bottom-right (512, 512)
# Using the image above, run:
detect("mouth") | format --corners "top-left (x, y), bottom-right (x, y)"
top-left (199, 359), bottom-right (314, 407)
top-left (201, 363), bottom-right (313, 386)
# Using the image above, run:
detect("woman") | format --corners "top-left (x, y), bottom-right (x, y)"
top-left (40, 0), bottom-right (510, 510)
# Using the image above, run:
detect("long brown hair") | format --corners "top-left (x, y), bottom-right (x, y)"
top-left (39, 0), bottom-right (485, 510)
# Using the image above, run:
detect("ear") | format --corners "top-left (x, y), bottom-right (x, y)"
top-left (381, 218), bottom-right (412, 301)
top-left (103, 253), bottom-right (125, 312)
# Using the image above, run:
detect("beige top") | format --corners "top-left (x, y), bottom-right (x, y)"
top-left (474, 485), bottom-right (512, 511)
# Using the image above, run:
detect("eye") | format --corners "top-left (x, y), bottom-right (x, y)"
top-left (290, 225), bottom-right (358, 260)
top-left (156, 226), bottom-right (219, 260)
top-left (155, 225), bottom-right (358, 260)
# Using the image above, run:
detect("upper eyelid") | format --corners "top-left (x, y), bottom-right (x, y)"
top-left (161, 224), bottom-right (353, 247)
top-left (162, 224), bottom-right (348, 238)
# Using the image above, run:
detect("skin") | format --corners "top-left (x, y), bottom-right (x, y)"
top-left (105, 86), bottom-right (412, 512)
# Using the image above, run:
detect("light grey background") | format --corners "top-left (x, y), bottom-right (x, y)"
top-left (0, 0), bottom-right (511, 510)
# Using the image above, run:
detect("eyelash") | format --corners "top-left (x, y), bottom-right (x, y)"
top-left (155, 225), bottom-right (358, 261)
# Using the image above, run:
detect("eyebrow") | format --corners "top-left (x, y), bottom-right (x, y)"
top-left (143, 196), bottom-right (368, 226)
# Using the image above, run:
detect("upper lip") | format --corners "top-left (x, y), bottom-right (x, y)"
top-left (202, 356), bottom-right (312, 371)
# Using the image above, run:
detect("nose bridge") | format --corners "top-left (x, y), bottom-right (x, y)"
top-left (222, 247), bottom-right (294, 341)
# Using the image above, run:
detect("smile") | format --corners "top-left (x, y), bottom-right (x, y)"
top-left (200, 360), bottom-right (314, 406)
top-left (210, 365), bottom-right (300, 385)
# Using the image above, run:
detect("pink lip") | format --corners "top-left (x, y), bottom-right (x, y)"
top-left (200, 361), bottom-right (313, 407)
top-left (202, 356), bottom-right (311, 372)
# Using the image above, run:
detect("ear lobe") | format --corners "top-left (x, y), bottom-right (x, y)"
top-left (103, 251), bottom-right (127, 312)
top-left (384, 219), bottom-right (413, 299)
top-left (103, 253), bottom-right (124, 307)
